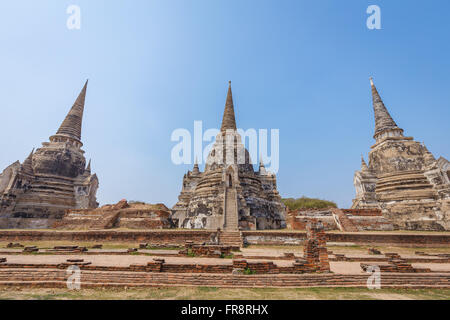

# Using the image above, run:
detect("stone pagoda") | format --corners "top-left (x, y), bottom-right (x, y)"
top-left (352, 78), bottom-right (449, 231)
top-left (172, 82), bottom-right (286, 230)
top-left (0, 81), bottom-right (99, 229)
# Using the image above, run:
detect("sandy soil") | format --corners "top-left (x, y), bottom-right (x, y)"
top-left (330, 262), bottom-right (365, 274)
top-left (1, 286), bottom-right (449, 300)
top-left (412, 263), bottom-right (450, 272)
top-left (1, 254), bottom-right (232, 266)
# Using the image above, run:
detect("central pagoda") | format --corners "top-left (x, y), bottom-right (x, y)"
top-left (172, 82), bottom-right (286, 230)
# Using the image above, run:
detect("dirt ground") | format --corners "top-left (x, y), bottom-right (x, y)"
top-left (0, 286), bottom-right (448, 300)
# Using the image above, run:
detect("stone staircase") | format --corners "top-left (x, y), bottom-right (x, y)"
top-left (332, 209), bottom-right (358, 232)
top-left (89, 211), bottom-right (121, 229)
top-left (224, 188), bottom-right (238, 231)
top-left (219, 231), bottom-right (243, 247)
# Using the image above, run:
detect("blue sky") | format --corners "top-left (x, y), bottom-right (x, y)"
top-left (0, 0), bottom-right (449, 208)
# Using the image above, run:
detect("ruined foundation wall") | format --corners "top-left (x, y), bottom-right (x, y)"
top-left (0, 230), bottom-right (448, 247)
top-left (287, 208), bottom-right (394, 232)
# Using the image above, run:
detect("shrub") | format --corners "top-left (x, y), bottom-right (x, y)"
top-left (128, 200), bottom-right (146, 205)
top-left (243, 268), bottom-right (256, 275)
top-left (282, 196), bottom-right (337, 210)
top-left (186, 249), bottom-right (196, 257)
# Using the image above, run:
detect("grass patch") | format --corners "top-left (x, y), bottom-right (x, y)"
top-left (186, 249), bottom-right (196, 257)
top-left (0, 287), bottom-right (448, 300)
top-left (197, 287), bottom-right (219, 292)
top-left (147, 246), bottom-right (181, 251)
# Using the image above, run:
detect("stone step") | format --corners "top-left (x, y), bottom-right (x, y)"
top-left (219, 231), bottom-right (243, 247)
top-left (332, 209), bottom-right (358, 232)
top-left (224, 188), bottom-right (238, 230)
top-left (0, 269), bottom-right (448, 288)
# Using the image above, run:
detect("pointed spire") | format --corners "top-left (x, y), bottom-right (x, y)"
top-left (86, 159), bottom-right (91, 173)
top-left (259, 153), bottom-right (265, 167)
top-left (259, 154), bottom-right (267, 175)
top-left (361, 155), bottom-right (369, 171)
top-left (56, 80), bottom-right (88, 141)
top-left (193, 157), bottom-right (200, 174)
top-left (370, 77), bottom-right (402, 138)
top-left (21, 149), bottom-right (34, 173)
top-left (220, 81), bottom-right (237, 132)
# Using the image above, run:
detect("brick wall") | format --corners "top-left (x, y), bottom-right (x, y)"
top-left (0, 268), bottom-right (448, 289)
top-left (0, 230), bottom-right (212, 244)
top-left (0, 260), bottom-right (318, 275)
top-left (243, 231), bottom-right (450, 247)
top-left (341, 209), bottom-right (382, 216)
top-left (286, 208), bottom-right (338, 231)
top-left (0, 230), bottom-right (448, 247)
top-left (286, 208), bottom-right (390, 232)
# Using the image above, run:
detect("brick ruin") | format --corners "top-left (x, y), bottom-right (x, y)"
top-left (287, 207), bottom-right (393, 232)
top-left (0, 223), bottom-right (449, 289)
top-left (54, 200), bottom-right (173, 230)
top-left (301, 221), bottom-right (330, 272)
top-left (0, 268), bottom-right (448, 288)
top-left (0, 229), bottom-right (331, 275)
top-left (0, 81), bottom-right (99, 229)
top-left (172, 82), bottom-right (286, 230)
top-left (0, 228), bottom-right (449, 250)
top-left (352, 78), bottom-right (450, 231)
top-left (361, 252), bottom-right (432, 273)
top-left (55, 202), bottom-right (396, 232)
top-left (179, 243), bottom-right (234, 258)
top-left (175, 221), bottom-right (330, 273)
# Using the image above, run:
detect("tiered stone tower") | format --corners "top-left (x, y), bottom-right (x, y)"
top-left (172, 82), bottom-right (286, 230)
top-left (352, 78), bottom-right (450, 231)
top-left (0, 81), bottom-right (99, 229)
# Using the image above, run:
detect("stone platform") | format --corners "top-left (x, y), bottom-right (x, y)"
top-left (0, 268), bottom-right (448, 289)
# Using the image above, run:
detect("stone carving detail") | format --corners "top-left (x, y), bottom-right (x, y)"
top-left (352, 78), bottom-right (449, 231)
top-left (172, 82), bottom-right (286, 230)
top-left (0, 81), bottom-right (99, 229)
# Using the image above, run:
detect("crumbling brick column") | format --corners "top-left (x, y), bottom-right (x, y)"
top-left (304, 221), bottom-right (330, 272)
